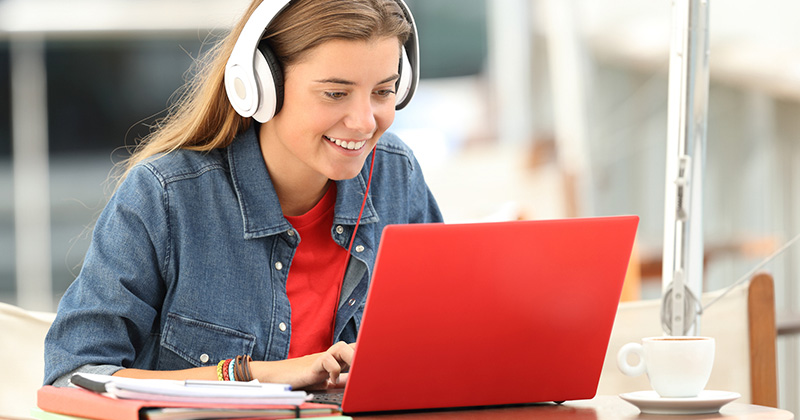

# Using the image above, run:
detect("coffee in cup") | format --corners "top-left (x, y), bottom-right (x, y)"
top-left (617, 336), bottom-right (715, 398)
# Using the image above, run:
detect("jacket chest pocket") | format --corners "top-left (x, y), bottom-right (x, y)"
top-left (160, 312), bottom-right (256, 369)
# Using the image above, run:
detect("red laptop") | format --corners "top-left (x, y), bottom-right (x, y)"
top-left (315, 215), bottom-right (639, 414)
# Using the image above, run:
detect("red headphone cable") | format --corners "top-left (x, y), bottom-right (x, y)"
top-left (330, 148), bottom-right (376, 336)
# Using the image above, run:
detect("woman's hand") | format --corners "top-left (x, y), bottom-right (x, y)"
top-left (252, 341), bottom-right (356, 390)
top-left (113, 341), bottom-right (356, 390)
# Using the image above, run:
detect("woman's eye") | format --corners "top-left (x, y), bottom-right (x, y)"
top-left (375, 89), bottom-right (396, 98)
top-left (325, 91), bottom-right (347, 100)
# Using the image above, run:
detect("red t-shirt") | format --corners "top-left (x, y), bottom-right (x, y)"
top-left (284, 183), bottom-right (348, 358)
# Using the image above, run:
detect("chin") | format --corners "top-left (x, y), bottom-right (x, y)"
top-left (328, 169), bottom-right (364, 182)
top-left (326, 149), bottom-right (376, 181)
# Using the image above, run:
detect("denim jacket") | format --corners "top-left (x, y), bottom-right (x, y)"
top-left (44, 126), bottom-right (443, 385)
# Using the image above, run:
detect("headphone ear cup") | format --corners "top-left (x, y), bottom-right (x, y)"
top-left (395, 46), bottom-right (413, 109)
top-left (251, 43), bottom-right (285, 123)
top-left (394, 0), bottom-right (419, 110)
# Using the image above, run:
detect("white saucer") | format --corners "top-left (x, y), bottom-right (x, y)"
top-left (619, 390), bottom-right (741, 415)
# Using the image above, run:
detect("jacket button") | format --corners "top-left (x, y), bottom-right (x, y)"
top-left (275, 261), bottom-right (283, 271)
top-left (279, 322), bottom-right (287, 332)
top-left (348, 299), bottom-right (357, 306)
top-left (336, 225), bottom-right (344, 234)
top-left (287, 229), bottom-right (295, 237)
top-left (200, 353), bottom-right (210, 363)
top-left (355, 245), bottom-right (365, 253)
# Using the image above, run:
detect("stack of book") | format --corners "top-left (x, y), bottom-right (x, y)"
top-left (35, 373), bottom-right (348, 420)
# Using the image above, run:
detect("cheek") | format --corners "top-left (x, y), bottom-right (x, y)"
top-left (286, 104), bottom-right (336, 136)
top-left (375, 105), bottom-right (396, 132)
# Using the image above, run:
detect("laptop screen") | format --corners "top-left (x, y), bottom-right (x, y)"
top-left (341, 216), bottom-right (639, 413)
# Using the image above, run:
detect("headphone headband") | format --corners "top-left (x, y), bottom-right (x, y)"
top-left (224, 0), bottom-right (419, 122)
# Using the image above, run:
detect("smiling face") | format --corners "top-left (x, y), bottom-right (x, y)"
top-left (258, 36), bottom-right (401, 208)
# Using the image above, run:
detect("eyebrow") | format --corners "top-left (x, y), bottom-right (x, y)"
top-left (314, 74), bottom-right (400, 86)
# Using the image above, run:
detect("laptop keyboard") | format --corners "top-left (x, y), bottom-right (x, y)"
top-left (309, 389), bottom-right (344, 405)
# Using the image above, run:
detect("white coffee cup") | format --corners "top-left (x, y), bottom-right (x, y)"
top-left (617, 336), bottom-right (715, 398)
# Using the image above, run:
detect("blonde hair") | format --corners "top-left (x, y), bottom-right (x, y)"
top-left (115, 0), bottom-right (412, 188)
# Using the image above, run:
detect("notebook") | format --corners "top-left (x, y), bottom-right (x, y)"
top-left (315, 215), bottom-right (639, 414)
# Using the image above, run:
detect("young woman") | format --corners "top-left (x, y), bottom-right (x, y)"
top-left (44, 0), bottom-right (442, 390)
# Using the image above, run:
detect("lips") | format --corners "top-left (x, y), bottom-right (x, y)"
top-left (324, 135), bottom-right (367, 151)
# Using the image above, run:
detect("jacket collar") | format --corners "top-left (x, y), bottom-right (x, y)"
top-left (228, 125), bottom-right (378, 240)
top-left (334, 157), bottom-right (379, 226)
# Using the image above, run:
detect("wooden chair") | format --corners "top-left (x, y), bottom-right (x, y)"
top-left (597, 272), bottom-right (778, 407)
top-left (0, 302), bottom-right (56, 419)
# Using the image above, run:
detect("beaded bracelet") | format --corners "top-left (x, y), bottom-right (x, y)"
top-left (222, 359), bottom-right (232, 381)
top-left (216, 359), bottom-right (226, 381)
top-left (228, 357), bottom-right (237, 381)
top-left (213, 355), bottom-right (253, 382)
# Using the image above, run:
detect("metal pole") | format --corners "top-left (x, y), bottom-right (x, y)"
top-left (661, 0), bottom-right (710, 336)
top-left (10, 34), bottom-right (53, 311)
top-left (540, 0), bottom-right (594, 217)
top-left (487, 0), bottom-right (534, 146)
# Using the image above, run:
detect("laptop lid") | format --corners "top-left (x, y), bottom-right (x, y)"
top-left (340, 215), bottom-right (639, 414)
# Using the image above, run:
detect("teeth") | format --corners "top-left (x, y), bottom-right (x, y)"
top-left (325, 136), bottom-right (366, 151)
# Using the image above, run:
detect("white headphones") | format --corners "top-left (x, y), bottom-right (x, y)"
top-left (224, 0), bottom-right (420, 123)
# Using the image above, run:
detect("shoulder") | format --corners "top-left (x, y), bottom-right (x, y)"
top-left (374, 132), bottom-right (418, 172)
top-left (103, 148), bottom-right (232, 234)
top-left (131, 149), bottom-right (228, 188)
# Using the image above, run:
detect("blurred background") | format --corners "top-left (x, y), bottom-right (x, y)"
top-left (1, 0), bottom-right (799, 414)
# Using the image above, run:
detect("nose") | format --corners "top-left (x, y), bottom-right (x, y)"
top-left (344, 94), bottom-right (378, 135)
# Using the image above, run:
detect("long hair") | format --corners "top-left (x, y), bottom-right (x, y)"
top-left (114, 0), bottom-right (412, 188)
